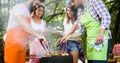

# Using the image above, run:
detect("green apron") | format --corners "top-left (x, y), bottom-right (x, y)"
top-left (80, 0), bottom-right (108, 60)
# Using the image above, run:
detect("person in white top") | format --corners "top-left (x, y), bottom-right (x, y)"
top-left (51, 4), bottom-right (85, 63)
top-left (4, 0), bottom-right (44, 63)
top-left (29, 5), bottom-right (48, 63)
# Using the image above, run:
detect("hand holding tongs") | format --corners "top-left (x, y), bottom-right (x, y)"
top-left (39, 35), bottom-right (51, 53)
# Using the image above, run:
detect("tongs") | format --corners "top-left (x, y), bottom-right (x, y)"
top-left (39, 39), bottom-right (51, 53)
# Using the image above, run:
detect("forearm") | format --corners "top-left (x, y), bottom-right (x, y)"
top-left (22, 20), bottom-right (38, 35)
top-left (16, 15), bottom-right (41, 38)
top-left (68, 32), bottom-right (80, 38)
top-left (64, 24), bottom-right (78, 37)
top-left (99, 28), bottom-right (106, 35)
top-left (96, 28), bottom-right (106, 44)
top-left (50, 29), bottom-right (63, 37)
top-left (54, 31), bottom-right (64, 36)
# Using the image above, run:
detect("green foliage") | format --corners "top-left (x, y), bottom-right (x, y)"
top-left (0, 14), bottom-right (7, 39)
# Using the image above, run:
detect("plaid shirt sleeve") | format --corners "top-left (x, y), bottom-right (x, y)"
top-left (77, 23), bottom-right (84, 35)
top-left (75, 20), bottom-right (84, 35)
top-left (92, 0), bottom-right (111, 29)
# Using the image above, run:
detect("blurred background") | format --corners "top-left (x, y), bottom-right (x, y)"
top-left (0, 0), bottom-right (120, 62)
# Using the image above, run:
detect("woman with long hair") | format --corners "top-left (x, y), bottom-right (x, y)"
top-left (29, 5), bottom-right (48, 63)
top-left (51, 4), bottom-right (85, 63)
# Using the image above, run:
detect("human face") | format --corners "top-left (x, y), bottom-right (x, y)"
top-left (66, 7), bottom-right (74, 18)
top-left (28, 0), bottom-right (41, 12)
top-left (35, 6), bottom-right (44, 18)
top-left (71, 0), bottom-right (82, 8)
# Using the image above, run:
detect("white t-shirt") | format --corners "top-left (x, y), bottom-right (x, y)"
top-left (63, 18), bottom-right (81, 35)
top-left (63, 18), bottom-right (82, 40)
top-left (31, 19), bottom-right (45, 32)
top-left (7, 3), bottom-right (30, 31)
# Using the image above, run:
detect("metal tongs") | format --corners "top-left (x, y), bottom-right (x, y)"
top-left (39, 39), bottom-right (51, 53)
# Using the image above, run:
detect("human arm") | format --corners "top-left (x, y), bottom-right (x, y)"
top-left (69, 23), bottom-right (84, 38)
top-left (11, 5), bottom-right (43, 39)
top-left (92, 0), bottom-right (111, 44)
top-left (47, 28), bottom-right (63, 37)
top-left (58, 14), bottom-right (85, 42)
top-left (16, 15), bottom-right (43, 39)
top-left (59, 24), bottom-right (78, 43)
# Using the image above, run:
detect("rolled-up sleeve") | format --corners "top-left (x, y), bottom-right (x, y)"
top-left (92, 0), bottom-right (111, 29)
top-left (75, 20), bottom-right (84, 35)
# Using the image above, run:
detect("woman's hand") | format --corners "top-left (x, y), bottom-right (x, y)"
top-left (42, 35), bottom-right (48, 46)
top-left (39, 34), bottom-right (49, 49)
top-left (35, 33), bottom-right (44, 39)
top-left (57, 35), bottom-right (70, 43)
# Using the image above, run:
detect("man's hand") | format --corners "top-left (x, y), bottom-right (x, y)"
top-left (96, 34), bottom-right (104, 44)
top-left (95, 28), bottom-right (105, 44)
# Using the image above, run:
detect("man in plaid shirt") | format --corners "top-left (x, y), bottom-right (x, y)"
top-left (60, 0), bottom-right (112, 63)
top-left (76, 0), bottom-right (111, 39)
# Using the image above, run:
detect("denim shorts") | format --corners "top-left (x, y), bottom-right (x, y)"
top-left (67, 40), bottom-right (79, 51)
